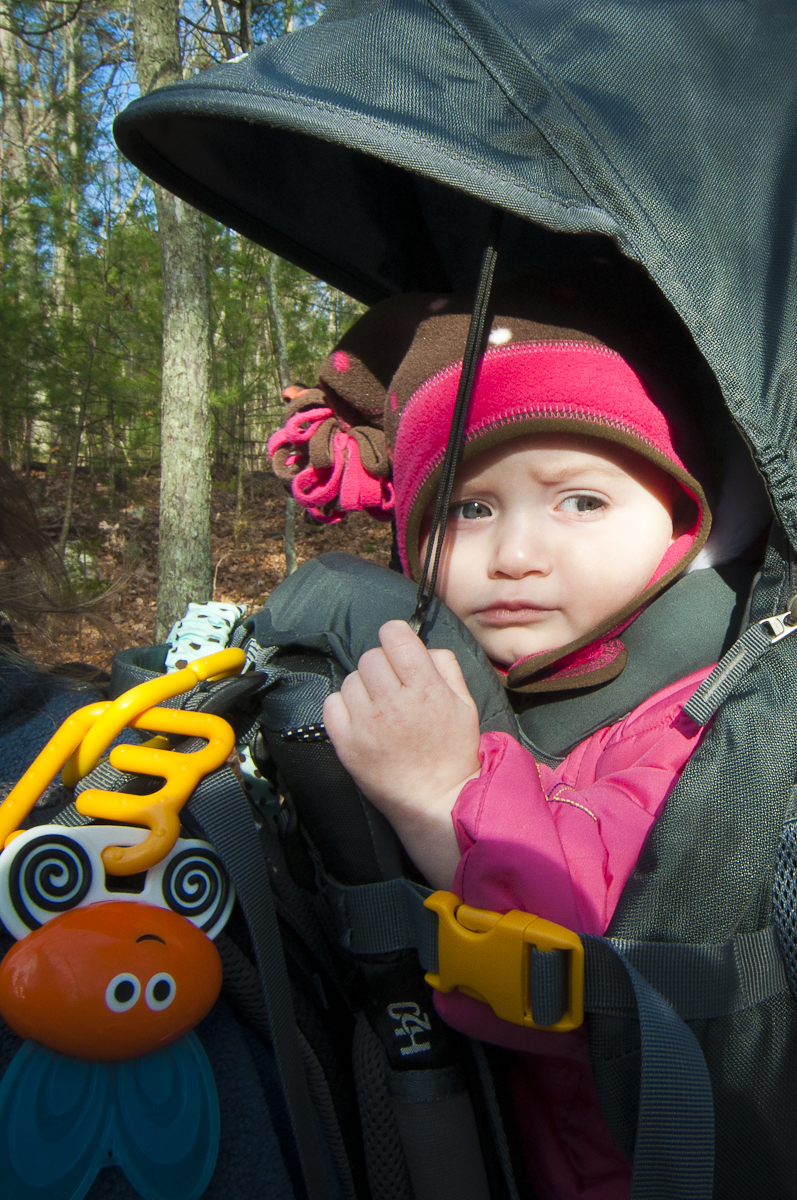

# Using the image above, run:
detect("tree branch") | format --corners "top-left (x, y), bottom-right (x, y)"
top-left (1, 1), bottom-right (85, 47)
top-left (210, 0), bottom-right (234, 59)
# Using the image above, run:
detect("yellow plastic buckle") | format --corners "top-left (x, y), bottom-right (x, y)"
top-left (423, 891), bottom-right (584, 1031)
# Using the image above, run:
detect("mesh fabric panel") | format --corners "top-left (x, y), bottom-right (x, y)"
top-left (772, 814), bottom-right (797, 998)
top-left (351, 1014), bottom-right (413, 1200)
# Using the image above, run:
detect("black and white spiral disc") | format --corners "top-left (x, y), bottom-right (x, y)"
top-left (161, 847), bottom-right (231, 938)
top-left (8, 834), bottom-right (92, 931)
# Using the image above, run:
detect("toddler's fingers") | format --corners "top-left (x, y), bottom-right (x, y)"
top-left (356, 645), bottom-right (402, 700)
top-left (322, 691), bottom-right (351, 744)
top-left (377, 619), bottom-right (440, 687)
top-left (428, 648), bottom-right (477, 708)
top-left (338, 667), bottom-right (381, 716)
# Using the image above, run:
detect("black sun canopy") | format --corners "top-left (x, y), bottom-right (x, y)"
top-left (114, 0), bottom-right (797, 543)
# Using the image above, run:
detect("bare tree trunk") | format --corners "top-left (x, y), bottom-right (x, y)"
top-left (57, 397), bottom-right (86, 560)
top-left (0, 10), bottom-right (34, 272)
top-left (0, 8), bottom-right (36, 456)
top-left (240, 0), bottom-right (253, 51)
top-left (105, 393), bottom-right (116, 515)
top-left (133, 0), bottom-right (212, 640)
top-left (51, 13), bottom-right (79, 317)
top-left (234, 401), bottom-right (245, 545)
top-left (210, 0), bottom-right (234, 58)
top-left (266, 253), bottom-right (297, 575)
top-left (57, 326), bottom-right (98, 559)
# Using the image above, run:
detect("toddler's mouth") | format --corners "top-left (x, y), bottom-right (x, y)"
top-left (475, 602), bottom-right (554, 627)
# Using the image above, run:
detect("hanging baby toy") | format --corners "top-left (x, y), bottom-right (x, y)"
top-left (0, 649), bottom-right (244, 1200)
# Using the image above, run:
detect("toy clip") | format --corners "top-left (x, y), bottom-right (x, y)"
top-left (0, 649), bottom-right (245, 874)
top-left (423, 890), bottom-right (584, 1031)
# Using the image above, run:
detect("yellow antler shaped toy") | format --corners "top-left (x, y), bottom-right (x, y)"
top-left (0, 648), bottom-right (245, 874)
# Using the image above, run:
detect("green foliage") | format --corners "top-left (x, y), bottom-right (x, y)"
top-left (1, 0), bottom-right (364, 493)
top-left (206, 219), bottom-right (364, 475)
top-left (275, 256), bottom-right (365, 384)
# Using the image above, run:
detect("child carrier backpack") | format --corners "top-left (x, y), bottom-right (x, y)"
top-left (6, 537), bottom-right (797, 1200)
top-left (99, 1), bottom-right (797, 1195)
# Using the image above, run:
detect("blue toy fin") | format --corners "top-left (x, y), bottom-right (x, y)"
top-left (112, 1031), bottom-right (220, 1200)
top-left (0, 1034), bottom-right (219, 1200)
top-left (0, 1040), bottom-right (112, 1200)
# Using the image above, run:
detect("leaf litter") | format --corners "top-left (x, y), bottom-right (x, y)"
top-left (10, 468), bottom-right (393, 673)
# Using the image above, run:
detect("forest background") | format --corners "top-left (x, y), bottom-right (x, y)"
top-left (0, 0), bottom-right (394, 672)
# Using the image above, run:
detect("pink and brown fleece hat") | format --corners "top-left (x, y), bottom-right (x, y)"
top-left (268, 267), bottom-right (713, 692)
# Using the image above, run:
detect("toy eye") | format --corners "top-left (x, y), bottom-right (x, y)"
top-left (145, 972), bottom-right (176, 1011)
top-left (105, 973), bottom-right (141, 1013)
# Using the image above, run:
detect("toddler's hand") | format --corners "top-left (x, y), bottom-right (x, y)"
top-left (323, 620), bottom-right (481, 888)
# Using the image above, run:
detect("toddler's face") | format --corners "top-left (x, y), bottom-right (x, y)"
top-left (421, 433), bottom-right (678, 667)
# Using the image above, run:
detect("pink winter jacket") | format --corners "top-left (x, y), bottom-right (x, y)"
top-left (435, 664), bottom-right (713, 1200)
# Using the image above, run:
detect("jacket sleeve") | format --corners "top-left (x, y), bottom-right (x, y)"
top-left (449, 665), bottom-right (713, 937)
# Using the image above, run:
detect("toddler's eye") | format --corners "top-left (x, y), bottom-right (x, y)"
top-left (559, 495), bottom-right (606, 515)
top-left (453, 501), bottom-right (493, 520)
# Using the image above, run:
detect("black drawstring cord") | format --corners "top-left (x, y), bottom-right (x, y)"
top-left (409, 208), bottom-right (503, 638)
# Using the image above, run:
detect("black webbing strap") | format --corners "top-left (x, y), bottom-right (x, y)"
top-left (528, 948), bottom-right (568, 1026)
top-left (584, 926), bottom-right (788, 1018)
top-left (467, 1041), bottom-right (521, 1200)
top-left (187, 769), bottom-right (336, 1200)
top-left (585, 931), bottom-right (789, 1197)
top-left (593, 940), bottom-right (715, 1200)
top-left (321, 875), bottom-right (439, 964)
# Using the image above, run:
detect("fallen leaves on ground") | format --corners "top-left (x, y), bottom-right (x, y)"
top-left (11, 468), bottom-right (394, 672)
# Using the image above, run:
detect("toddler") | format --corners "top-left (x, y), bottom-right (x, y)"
top-left (266, 261), bottom-right (764, 1200)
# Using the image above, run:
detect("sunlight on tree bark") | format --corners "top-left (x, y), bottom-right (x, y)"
top-left (133, 0), bottom-right (213, 640)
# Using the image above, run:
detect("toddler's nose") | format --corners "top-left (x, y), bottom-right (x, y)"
top-left (490, 516), bottom-right (552, 578)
